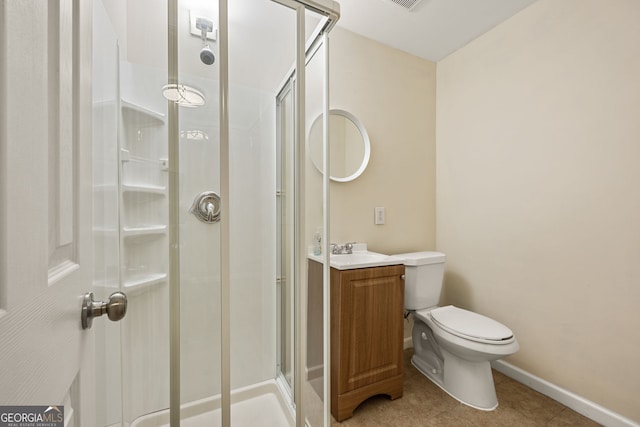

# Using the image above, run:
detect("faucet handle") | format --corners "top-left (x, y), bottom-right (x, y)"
top-left (344, 242), bottom-right (355, 253)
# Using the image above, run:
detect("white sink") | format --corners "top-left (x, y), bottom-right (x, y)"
top-left (308, 244), bottom-right (404, 270)
top-left (330, 251), bottom-right (404, 270)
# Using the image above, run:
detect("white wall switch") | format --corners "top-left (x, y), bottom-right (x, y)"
top-left (374, 207), bottom-right (385, 225)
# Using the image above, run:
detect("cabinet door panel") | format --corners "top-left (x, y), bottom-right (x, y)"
top-left (337, 266), bottom-right (404, 393)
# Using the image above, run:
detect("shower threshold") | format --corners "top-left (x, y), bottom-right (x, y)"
top-left (131, 379), bottom-right (295, 427)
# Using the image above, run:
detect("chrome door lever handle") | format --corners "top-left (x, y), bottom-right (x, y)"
top-left (81, 291), bottom-right (128, 330)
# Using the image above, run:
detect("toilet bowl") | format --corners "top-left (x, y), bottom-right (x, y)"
top-left (413, 305), bottom-right (519, 410)
top-left (395, 252), bottom-right (519, 410)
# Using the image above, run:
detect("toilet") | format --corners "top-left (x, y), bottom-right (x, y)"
top-left (395, 251), bottom-right (519, 411)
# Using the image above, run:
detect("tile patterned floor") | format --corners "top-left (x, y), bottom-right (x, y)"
top-left (332, 350), bottom-right (601, 426)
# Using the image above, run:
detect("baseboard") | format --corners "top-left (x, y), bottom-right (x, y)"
top-left (306, 363), bottom-right (323, 381)
top-left (492, 360), bottom-right (639, 427)
top-left (403, 336), bottom-right (412, 350)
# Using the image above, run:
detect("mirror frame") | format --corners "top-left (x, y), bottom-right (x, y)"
top-left (308, 109), bottom-right (371, 182)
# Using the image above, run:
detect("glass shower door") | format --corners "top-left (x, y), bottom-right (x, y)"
top-left (92, 0), bottom-right (177, 425)
top-left (91, 0), bottom-right (337, 425)
top-left (175, 1), bottom-right (222, 424)
top-left (92, 1), bottom-right (123, 426)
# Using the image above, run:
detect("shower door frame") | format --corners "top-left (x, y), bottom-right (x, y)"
top-left (268, 9), bottom-right (337, 425)
top-left (166, 1), bottom-right (339, 426)
top-left (275, 29), bottom-right (334, 424)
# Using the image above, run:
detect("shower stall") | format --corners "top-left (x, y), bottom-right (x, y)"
top-left (92, 0), bottom-right (337, 425)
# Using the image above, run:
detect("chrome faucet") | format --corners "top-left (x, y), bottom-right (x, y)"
top-left (330, 242), bottom-right (356, 254)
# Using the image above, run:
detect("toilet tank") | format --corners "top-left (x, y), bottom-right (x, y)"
top-left (395, 252), bottom-right (446, 310)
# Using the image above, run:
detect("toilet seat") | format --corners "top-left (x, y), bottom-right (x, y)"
top-left (428, 305), bottom-right (514, 344)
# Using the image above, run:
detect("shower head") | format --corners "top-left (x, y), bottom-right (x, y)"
top-left (200, 44), bottom-right (215, 65)
top-left (196, 17), bottom-right (215, 65)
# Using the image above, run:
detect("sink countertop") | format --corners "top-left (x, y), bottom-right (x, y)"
top-left (308, 244), bottom-right (404, 270)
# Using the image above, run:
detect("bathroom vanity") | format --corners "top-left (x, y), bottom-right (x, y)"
top-left (308, 255), bottom-right (405, 421)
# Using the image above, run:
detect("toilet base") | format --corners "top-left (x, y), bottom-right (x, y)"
top-left (411, 317), bottom-right (500, 411)
top-left (411, 351), bottom-right (498, 411)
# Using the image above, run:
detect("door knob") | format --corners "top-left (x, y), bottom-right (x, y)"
top-left (81, 291), bottom-right (128, 330)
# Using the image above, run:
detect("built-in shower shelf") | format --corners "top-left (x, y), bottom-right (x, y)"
top-left (121, 150), bottom-right (168, 170)
top-left (121, 99), bottom-right (165, 125)
top-left (123, 273), bottom-right (167, 295)
top-left (123, 225), bottom-right (167, 239)
top-left (122, 183), bottom-right (166, 197)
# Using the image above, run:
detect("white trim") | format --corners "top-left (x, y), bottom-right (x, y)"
top-left (492, 360), bottom-right (640, 427)
top-left (306, 363), bottom-right (324, 381)
top-left (404, 342), bottom-right (638, 427)
top-left (404, 336), bottom-right (413, 350)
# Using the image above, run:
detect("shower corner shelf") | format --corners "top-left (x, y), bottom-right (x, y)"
top-left (123, 273), bottom-right (167, 295)
top-left (121, 99), bottom-right (166, 125)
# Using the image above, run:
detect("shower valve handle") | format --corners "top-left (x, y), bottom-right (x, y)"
top-left (190, 191), bottom-right (221, 224)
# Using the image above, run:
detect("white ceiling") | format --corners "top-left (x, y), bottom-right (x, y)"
top-left (334, 0), bottom-right (539, 62)
top-left (112, 0), bottom-right (541, 94)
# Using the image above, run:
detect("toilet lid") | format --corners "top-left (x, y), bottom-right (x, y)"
top-left (430, 305), bottom-right (514, 342)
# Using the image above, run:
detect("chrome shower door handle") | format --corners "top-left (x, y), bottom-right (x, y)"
top-left (81, 291), bottom-right (128, 330)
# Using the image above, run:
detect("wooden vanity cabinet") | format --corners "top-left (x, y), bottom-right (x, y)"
top-left (330, 264), bottom-right (405, 421)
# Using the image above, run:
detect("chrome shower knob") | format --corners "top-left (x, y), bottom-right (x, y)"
top-left (190, 191), bottom-right (221, 224)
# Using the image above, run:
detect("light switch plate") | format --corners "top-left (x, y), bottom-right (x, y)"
top-left (375, 207), bottom-right (385, 225)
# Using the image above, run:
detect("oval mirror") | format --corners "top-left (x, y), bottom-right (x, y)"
top-left (308, 109), bottom-right (371, 182)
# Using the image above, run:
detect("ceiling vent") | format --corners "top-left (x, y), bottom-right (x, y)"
top-left (384, 0), bottom-right (424, 11)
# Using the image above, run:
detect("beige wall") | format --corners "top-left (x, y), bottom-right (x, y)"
top-left (328, 28), bottom-right (437, 255)
top-left (436, 0), bottom-right (640, 421)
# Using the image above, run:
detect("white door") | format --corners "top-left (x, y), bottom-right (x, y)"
top-left (0, 1), bottom-right (100, 425)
